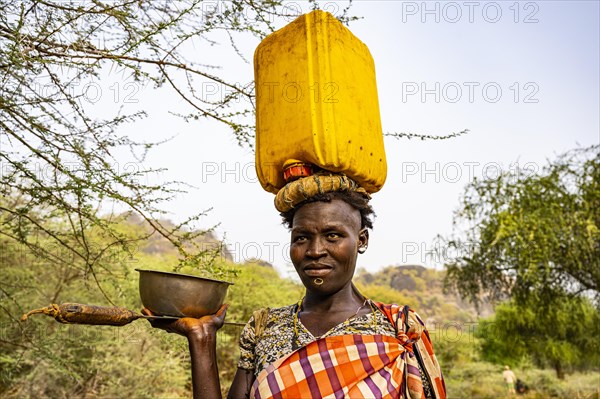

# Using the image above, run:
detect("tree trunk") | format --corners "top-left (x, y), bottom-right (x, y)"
top-left (554, 360), bottom-right (565, 379)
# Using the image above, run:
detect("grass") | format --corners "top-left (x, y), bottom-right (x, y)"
top-left (445, 361), bottom-right (600, 399)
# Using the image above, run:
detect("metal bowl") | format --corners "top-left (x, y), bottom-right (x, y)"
top-left (136, 269), bottom-right (233, 318)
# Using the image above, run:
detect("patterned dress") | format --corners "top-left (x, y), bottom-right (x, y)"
top-left (238, 300), bottom-right (435, 398)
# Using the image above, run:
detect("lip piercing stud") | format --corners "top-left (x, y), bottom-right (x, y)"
top-left (313, 278), bottom-right (324, 285)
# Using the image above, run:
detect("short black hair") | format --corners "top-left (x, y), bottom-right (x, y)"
top-left (280, 190), bottom-right (375, 230)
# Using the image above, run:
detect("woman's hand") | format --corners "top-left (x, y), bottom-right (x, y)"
top-left (142, 304), bottom-right (229, 340)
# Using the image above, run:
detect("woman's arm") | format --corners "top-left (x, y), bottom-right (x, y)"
top-left (187, 324), bottom-right (222, 398)
top-left (143, 304), bottom-right (229, 399)
top-left (227, 368), bottom-right (255, 399)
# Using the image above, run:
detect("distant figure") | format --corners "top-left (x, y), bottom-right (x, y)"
top-left (502, 365), bottom-right (517, 395)
top-left (515, 378), bottom-right (528, 394)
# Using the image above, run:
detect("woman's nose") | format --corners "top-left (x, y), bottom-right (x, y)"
top-left (305, 238), bottom-right (326, 258)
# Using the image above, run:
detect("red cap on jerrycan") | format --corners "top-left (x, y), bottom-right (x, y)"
top-left (282, 160), bottom-right (315, 183)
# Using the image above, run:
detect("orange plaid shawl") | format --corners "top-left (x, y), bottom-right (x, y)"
top-left (250, 303), bottom-right (446, 399)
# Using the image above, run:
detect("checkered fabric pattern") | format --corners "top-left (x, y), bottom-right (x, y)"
top-left (250, 303), bottom-right (446, 399)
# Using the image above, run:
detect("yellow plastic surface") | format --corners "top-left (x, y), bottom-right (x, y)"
top-left (254, 10), bottom-right (387, 194)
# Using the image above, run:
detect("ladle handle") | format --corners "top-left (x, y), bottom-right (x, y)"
top-left (21, 303), bottom-right (142, 326)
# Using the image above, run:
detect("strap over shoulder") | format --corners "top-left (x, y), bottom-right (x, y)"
top-left (402, 305), bottom-right (426, 342)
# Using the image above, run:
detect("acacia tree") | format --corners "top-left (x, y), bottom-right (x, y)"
top-left (1, 1), bottom-right (361, 395)
top-left (439, 145), bottom-right (599, 377)
top-left (0, 0), bottom-right (361, 285)
top-left (0, 1), bottom-right (356, 396)
top-left (442, 145), bottom-right (599, 307)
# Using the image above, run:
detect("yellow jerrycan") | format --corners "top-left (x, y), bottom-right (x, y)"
top-left (254, 10), bottom-right (387, 194)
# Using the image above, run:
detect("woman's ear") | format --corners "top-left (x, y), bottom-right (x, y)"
top-left (358, 228), bottom-right (369, 251)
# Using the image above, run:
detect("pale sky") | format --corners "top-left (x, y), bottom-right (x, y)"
top-left (99, 1), bottom-right (599, 278)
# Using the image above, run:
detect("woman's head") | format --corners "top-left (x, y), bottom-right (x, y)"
top-left (282, 191), bottom-right (375, 294)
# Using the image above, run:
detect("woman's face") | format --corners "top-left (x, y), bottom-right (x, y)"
top-left (290, 199), bottom-right (368, 294)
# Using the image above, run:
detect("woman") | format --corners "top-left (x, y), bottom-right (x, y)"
top-left (146, 183), bottom-right (445, 399)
